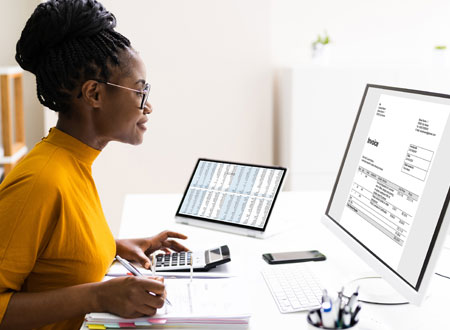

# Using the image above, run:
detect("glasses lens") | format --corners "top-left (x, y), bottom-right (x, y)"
top-left (140, 83), bottom-right (150, 109)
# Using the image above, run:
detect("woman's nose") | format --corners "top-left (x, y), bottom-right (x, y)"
top-left (144, 102), bottom-right (153, 114)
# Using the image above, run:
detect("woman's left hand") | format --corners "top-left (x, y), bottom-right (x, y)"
top-left (116, 231), bottom-right (189, 269)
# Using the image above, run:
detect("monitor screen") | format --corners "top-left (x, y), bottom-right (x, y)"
top-left (326, 85), bottom-right (450, 297)
top-left (176, 159), bottom-right (286, 232)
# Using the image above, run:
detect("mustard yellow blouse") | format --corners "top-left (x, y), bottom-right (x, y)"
top-left (0, 128), bottom-right (116, 330)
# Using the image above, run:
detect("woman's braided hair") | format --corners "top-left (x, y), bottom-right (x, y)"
top-left (15, 0), bottom-right (131, 113)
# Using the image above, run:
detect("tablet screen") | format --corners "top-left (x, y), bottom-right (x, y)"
top-left (176, 159), bottom-right (287, 231)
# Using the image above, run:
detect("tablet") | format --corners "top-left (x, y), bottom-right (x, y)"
top-left (175, 159), bottom-right (287, 238)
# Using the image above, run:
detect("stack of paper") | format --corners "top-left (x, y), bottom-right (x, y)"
top-left (84, 279), bottom-right (251, 329)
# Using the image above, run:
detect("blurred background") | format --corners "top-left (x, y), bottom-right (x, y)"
top-left (1, 0), bottom-right (450, 235)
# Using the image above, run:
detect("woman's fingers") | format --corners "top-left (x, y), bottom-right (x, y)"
top-left (158, 230), bottom-right (188, 241)
top-left (138, 277), bottom-right (165, 296)
top-left (135, 305), bottom-right (158, 316)
top-left (135, 289), bottom-right (165, 309)
top-left (162, 239), bottom-right (189, 252)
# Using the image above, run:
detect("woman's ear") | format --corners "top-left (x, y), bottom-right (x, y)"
top-left (80, 80), bottom-right (103, 108)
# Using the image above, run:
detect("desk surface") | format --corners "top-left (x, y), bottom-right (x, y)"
top-left (116, 191), bottom-right (449, 330)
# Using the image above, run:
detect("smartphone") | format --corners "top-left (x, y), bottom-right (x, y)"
top-left (262, 250), bottom-right (326, 264)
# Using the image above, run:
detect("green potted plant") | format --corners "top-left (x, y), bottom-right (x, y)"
top-left (311, 31), bottom-right (332, 65)
top-left (312, 31), bottom-right (331, 51)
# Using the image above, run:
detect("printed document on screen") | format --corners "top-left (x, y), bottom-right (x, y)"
top-left (340, 94), bottom-right (450, 269)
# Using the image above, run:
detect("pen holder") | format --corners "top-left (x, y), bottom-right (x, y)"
top-left (306, 308), bottom-right (359, 330)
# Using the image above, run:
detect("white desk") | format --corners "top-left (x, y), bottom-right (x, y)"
top-left (117, 191), bottom-right (450, 330)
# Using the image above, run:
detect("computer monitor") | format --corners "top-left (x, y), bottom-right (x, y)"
top-left (322, 84), bottom-right (450, 305)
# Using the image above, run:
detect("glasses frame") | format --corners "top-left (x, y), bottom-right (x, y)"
top-left (96, 80), bottom-right (150, 110)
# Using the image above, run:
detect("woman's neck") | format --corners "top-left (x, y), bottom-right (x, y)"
top-left (55, 114), bottom-right (109, 151)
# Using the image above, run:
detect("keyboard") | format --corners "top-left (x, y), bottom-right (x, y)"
top-left (262, 263), bottom-right (323, 313)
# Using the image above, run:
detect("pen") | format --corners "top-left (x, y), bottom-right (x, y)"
top-left (115, 255), bottom-right (172, 307)
top-left (334, 287), bottom-right (343, 328)
top-left (116, 255), bottom-right (142, 276)
top-left (321, 289), bottom-right (331, 303)
top-left (347, 285), bottom-right (359, 313)
top-left (342, 305), bottom-right (351, 327)
top-left (351, 303), bottom-right (361, 325)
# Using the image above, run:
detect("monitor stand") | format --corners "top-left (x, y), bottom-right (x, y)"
top-left (343, 275), bottom-right (409, 305)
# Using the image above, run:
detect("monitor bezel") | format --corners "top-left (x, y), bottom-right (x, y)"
top-left (322, 84), bottom-right (450, 305)
top-left (175, 158), bottom-right (287, 233)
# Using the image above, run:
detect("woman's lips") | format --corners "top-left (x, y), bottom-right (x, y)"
top-left (137, 120), bottom-right (148, 131)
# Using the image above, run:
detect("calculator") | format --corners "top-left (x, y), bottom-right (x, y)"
top-left (151, 245), bottom-right (231, 271)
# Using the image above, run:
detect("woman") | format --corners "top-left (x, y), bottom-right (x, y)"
top-left (0, 0), bottom-right (188, 329)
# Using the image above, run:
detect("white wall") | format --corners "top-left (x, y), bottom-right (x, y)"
top-left (93, 0), bottom-right (273, 235)
top-left (271, 0), bottom-right (450, 66)
top-left (0, 0), bottom-right (43, 150)
top-left (271, 0), bottom-right (450, 192)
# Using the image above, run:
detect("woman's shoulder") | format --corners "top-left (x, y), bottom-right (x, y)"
top-left (1, 140), bottom-right (77, 193)
top-left (19, 140), bottom-right (70, 172)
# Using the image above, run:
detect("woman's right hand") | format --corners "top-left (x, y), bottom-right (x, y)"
top-left (95, 276), bottom-right (166, 318)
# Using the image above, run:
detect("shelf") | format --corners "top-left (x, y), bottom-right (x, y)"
top-left (0, 145), bottom-right (27, 165)
top-left (0, 66), bottom-right (26, 177)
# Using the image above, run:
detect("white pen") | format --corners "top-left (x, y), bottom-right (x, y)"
top-left (347, 285), bottom-right (360, 313)
top-left (115, 255), bottom-right (142, 276)
top-left (322, 289), bottom-right (331, 303)
top-left (115, 255), bottom-right (172, 307)
top-left (342, 305), bottom-right (351, 327)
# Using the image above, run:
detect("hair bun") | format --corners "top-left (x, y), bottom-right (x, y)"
top-left (16, 0), bottom-right (117, 74)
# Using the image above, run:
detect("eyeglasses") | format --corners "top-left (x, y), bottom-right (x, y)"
top-left (96, 80), bottom-right (150, 110)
